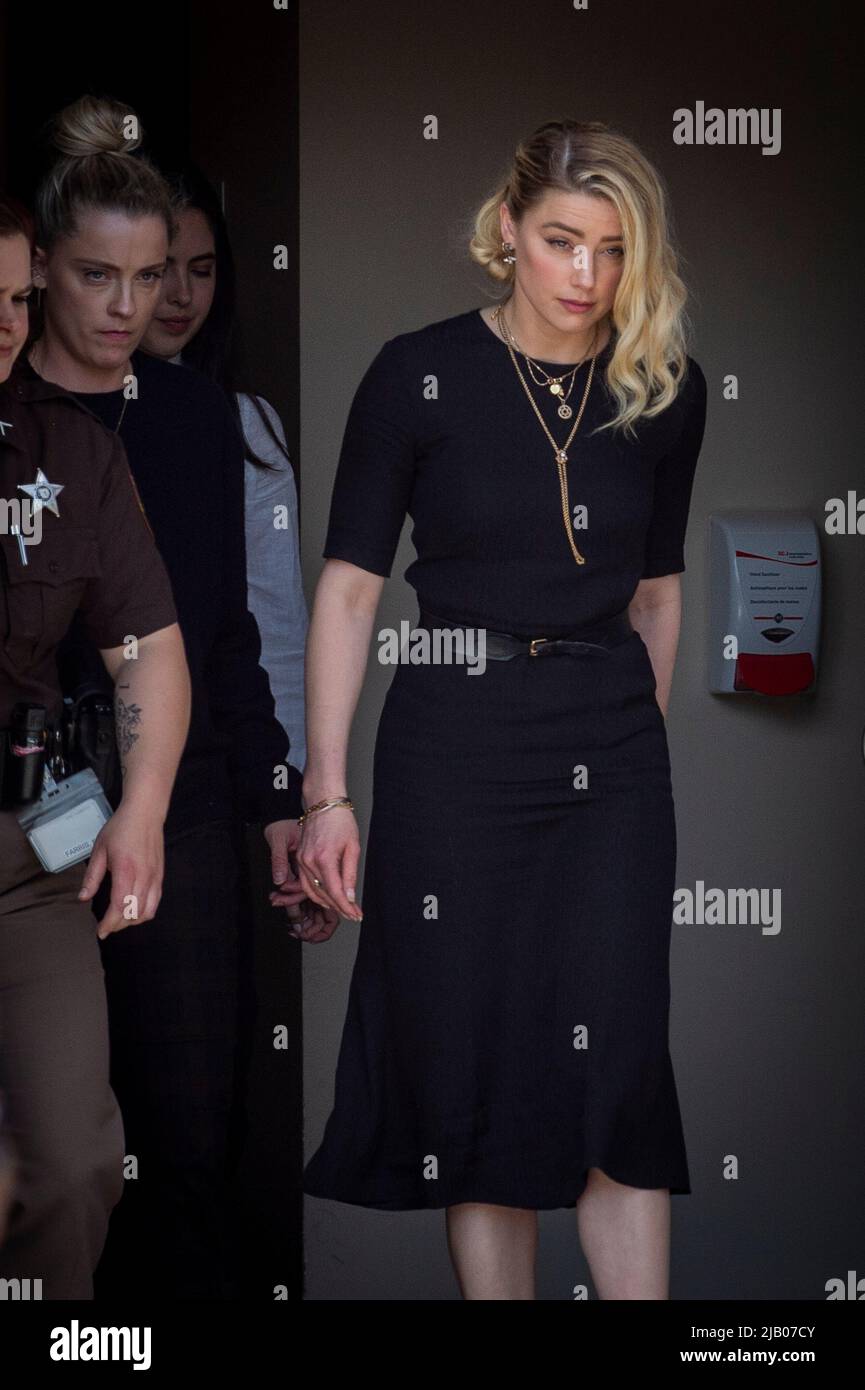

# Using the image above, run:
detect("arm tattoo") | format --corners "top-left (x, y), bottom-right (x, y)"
top-left (115, 688), bottom-right (143, 776)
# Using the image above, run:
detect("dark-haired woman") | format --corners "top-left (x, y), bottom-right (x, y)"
top-left (140, 167), bottom-right (308, 792)
top-left (300, 120), bottom-right (708, 1300)
top-left (22, 96), bottom-right (314, 1298)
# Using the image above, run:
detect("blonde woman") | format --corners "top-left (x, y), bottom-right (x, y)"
top-left (296, 120), bottom-right (708, 1300)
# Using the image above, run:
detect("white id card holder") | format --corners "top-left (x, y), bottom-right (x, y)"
top-left (16, 767), bottom-right (112, 873)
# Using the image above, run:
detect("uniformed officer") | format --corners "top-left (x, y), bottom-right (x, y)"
top-left (0, 197), bottom-right (191, 1299)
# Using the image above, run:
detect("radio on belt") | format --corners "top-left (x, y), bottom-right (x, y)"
top-left (708, 511), bottom-right (821, 695)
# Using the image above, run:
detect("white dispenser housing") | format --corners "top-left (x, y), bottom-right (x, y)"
top-left (708, 511), bottom-right (821, 695)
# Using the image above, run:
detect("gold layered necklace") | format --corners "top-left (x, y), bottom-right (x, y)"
top-left (492, 302), bottom-right (600, 567)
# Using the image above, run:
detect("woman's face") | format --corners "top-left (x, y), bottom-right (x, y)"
top-left (501, 190), bottom-right (625, 342)
top-left (141, 207), bottom-right (216, 358)
top-left (33, 208), bottom-right (168, 376)
top-left (0, 233), bottom-right (32, 383)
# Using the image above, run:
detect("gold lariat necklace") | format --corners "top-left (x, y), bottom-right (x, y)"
top-left (492, 302), bottom-right (600, 567)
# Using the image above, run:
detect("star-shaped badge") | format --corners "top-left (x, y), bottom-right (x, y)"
top-left (18, 467), bottom-right (64, 518)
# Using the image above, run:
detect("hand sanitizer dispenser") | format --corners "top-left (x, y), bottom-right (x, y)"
top-left (709, 511), bottom-right (821, 695)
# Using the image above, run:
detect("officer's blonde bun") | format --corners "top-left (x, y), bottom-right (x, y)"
top-left (51, 94), bottom-right (144, 158)
top-left (35, 94), bottom-right (173, 248)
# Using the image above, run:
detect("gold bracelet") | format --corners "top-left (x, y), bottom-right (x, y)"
top-left (298, 796), bottom-right (354, 826)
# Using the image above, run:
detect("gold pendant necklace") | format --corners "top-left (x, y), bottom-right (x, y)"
top-left (522, 341), bottom-right (595, 420)
top-left (529, 364), bottom-right (579, 419)
top-left (492, 304), bottom-right (599, 566)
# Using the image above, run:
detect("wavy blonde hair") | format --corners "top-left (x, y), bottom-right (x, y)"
top-left (468, 119), bottom-right (692, 438)
top-left (34, 94), bottom-right (174, 249)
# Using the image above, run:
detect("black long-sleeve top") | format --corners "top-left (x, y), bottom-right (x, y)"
top-left (17, 351), bottom-right (304, 835)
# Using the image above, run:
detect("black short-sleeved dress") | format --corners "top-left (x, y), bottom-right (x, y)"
top-left (303, 307), bottom-right (707, 1211)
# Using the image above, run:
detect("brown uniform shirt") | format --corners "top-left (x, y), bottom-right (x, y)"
top-left (0, 369), bottom-right (178, 728)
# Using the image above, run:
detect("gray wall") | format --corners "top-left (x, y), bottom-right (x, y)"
top-left (299, 0), bottom-right (864, 1299)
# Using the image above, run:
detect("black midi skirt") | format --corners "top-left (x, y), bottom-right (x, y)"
top-left (303, 625), bottom-right (691, 1210)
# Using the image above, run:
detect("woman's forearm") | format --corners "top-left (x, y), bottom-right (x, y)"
top-left (102, 624), bottom-right (191, 823)
top-left (628, 578), bottom-right (682, 718)
top-left (302, 565), bottom-right (381, 803)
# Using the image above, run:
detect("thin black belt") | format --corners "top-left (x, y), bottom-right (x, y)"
top-left (417, 608), bottom-right (633, 660)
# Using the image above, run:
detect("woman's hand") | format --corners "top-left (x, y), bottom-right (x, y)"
top-left (295, 806), bottom-right (363, 922)
top-left (78, 802), bottom-right (165, 939)
top-left (263, 817), bottom-right (306, 905)
top-left (279, 896), bottom-right (342, 943)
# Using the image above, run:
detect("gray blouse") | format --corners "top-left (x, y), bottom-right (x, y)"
top-left (167, 352), bottom-right (308, 775)
top-left (238, 392), bottom-right (308, 773)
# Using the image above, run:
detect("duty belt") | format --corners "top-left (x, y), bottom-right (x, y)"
top-left (417, 608), bottom-right (633, 660)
